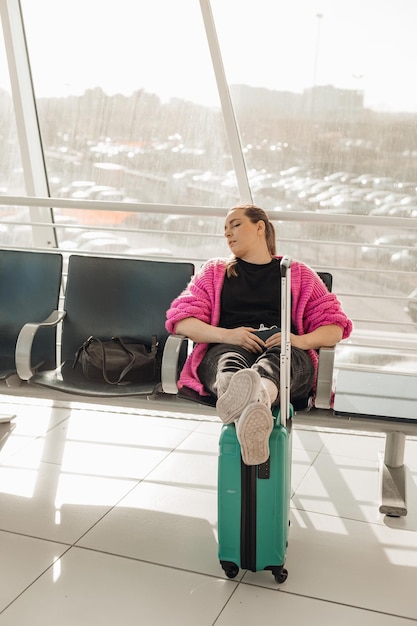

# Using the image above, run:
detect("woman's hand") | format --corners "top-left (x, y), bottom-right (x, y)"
top-left (226, 327), bottom-right (266, 353)
top-left (263, 332), bottom-right (303, 349)
top-left (175, 318), bottom-right (342, 353)
top-left (263, 325), bottom-right (343, 351)
top-left (175, 318), bottom-right (265, 352)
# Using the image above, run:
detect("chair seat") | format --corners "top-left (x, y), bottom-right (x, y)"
top-left (178, 385), bottom-right (311, 412)
top-left (29, 361), bottom-right (158, 397)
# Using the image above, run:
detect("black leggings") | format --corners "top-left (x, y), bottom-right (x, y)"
top-left (197, 343), bottom-right (315, 406)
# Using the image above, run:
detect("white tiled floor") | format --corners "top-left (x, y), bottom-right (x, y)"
top-left (1, 395), bottom-right (417, 625)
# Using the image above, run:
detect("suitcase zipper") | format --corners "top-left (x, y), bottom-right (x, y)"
top-left (240, 461), bottom-right (257, 571)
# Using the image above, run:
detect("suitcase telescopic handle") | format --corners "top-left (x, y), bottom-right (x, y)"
top-left (279, 255), bottom-right (292, 427)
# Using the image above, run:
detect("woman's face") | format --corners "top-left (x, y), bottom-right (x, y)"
top-left (224, 208), bottom-right (265, 259)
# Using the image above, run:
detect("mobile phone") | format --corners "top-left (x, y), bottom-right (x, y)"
top-left (252, 326), bottom-right (279, 341)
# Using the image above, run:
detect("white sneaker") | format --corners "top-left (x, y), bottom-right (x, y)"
top-left (216, 369), bottom-right (261, 424)
top-left (236, 402), bottom-right (273, 465)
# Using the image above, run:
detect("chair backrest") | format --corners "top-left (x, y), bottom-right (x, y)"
top-left (318, 271), bottom-right (332, 292)
top-left (292, 270), bottom-right (332, 410)
top-left (0, 249), bottom-right (63, 375)
top-left (61, 255), bottom-right (194, 366)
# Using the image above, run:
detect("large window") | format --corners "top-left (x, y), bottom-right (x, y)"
top-left (0, 17), bottom-right (32, 246)
top-left (20, 0), bottom-right (236, 209)
top-left (1, 0), bottom-right (416, 360)
top-left (211, 0), bottom-right (417, 338)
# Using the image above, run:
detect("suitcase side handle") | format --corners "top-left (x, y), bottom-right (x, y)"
top-left (279, 255), bottom-right (292, 427)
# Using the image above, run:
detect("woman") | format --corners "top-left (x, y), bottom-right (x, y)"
top-left (166, 204), bottom-right (352, 466)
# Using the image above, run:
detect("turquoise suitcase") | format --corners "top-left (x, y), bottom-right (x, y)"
top-left (217, 405), bottom-right (292, 583)
top-left (217, 256), bottom-right (293, 584)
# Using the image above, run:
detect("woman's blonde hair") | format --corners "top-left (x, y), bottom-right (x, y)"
top-left (226, 203), bottom-right (276, 277)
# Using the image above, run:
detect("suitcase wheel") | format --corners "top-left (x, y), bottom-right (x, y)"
top-left (272, 566), bottom-right (288, 584)
top-left (221, 562), bottom-right (239, 579)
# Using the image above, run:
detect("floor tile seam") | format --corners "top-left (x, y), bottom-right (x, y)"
top-left (133, 430), bottom-right (220, 484)
top-left (264, 587), bottom-right (417, 622)
top-left (310, 449), bottom-right (386, 463)
top-left (25, 464), bottom-right (149, 483)
top-left (42, 415), bottom-right (72, 433)
top-left (211, 583), bottom-right (242, 625)
top-left (291, 444), bottom-right (325, 455)
top-left (39, 426), bottom-right (219, 455)
top-left (18, 441), bottom-right (217, 478)
top-left (0, 414), bottom-right (70, 439)
top-left (159, 444), bottom-right (219, 458)
top-left (66, 543), bottom-right (238, 583)
top-left (140, 476), bottom-right (217, 494)
top-left (0, 393), bottom-right (220, 424)
top-left (293, 424), bottom-right (394, 448)
top-left (297, 448), bottom-right (322, 466)
top-left (71, 478), bottom-right (147, 544)
top-left (9, 425), bottom-right (211, 462)
top-left (294, 424), bottom-right (390, 440)
top-left (287, 503), bottom-right (412, 530)
top-left (289, 451), bottom-right (322, 494)
top-left (289, 453), bottom-right (417, 515)
top-left (0, 544), bottom-right (73, 616)
top-left (68, 474), bottom-right (214, 545)
top-left (295, 425), bottom-right (417, 448)
top-left (138, 440), bottom-right (213, 482)
top-left (52, 409), bottom-right (211, 431)
top-left (2, 462), bottom-right (162, 496)
top-left (0, 527), bottom-right (74, 547)
top-left (42, 435), bottom-right (199, 454)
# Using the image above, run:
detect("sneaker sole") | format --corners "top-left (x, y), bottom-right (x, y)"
top-left (216, 369), bottom-right (261, 424)
top-left (237, 402), bottom-right (273, 466)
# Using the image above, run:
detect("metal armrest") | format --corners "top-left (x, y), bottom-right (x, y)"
top-left (161, 334), bottom-right (190, 394)
top-left (15, 309), bottom-right (66, 380)
top-left (314, 346), bottom-right (335, 409)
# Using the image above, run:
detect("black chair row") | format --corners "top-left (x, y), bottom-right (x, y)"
top-left (6, 251), bottom-right (332, 406)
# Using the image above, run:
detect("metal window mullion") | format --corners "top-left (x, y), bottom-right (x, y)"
top-left (199, 0), bottom-right (252, 204)
top-left (1, 0), bottom-right (56, 247)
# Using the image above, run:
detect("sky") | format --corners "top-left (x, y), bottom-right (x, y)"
top-left (1, 0), bottom-right (417, 113)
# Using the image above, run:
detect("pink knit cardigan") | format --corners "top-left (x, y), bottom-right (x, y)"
top-left (165, 256), bottom-right (353, 397)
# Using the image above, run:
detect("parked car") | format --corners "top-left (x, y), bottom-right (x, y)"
top-left (61, 231), bottom-right (132, 254)
top-left (390, 247), bottom-right (417, 271)
top-left (77, 237), bottom-right (131, 254)
top-left (396, 181), bottom-right (417, 194)
top-left (387, 206), bottom-right (417, 218)
top-left (317, 197), bottom-right (368, 214)
top-left (405, 287), bottom-right (417, 323)
top-left (57, 180), bottom-right (96, 197)
top-left (324, 171), bottom-right (355, 183)
top-left (361, 234), bottom-right (417, 263)
top-left (364, 190), bottom-right (393, 206)
top-left (71, 185), bottom-right (119, 200)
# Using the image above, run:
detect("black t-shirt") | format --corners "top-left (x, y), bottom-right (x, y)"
top-left (219, 258), bottom-right (282, 329)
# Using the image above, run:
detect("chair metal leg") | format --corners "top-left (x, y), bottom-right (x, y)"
top-left (379, 432), bottom-right (407, 517)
